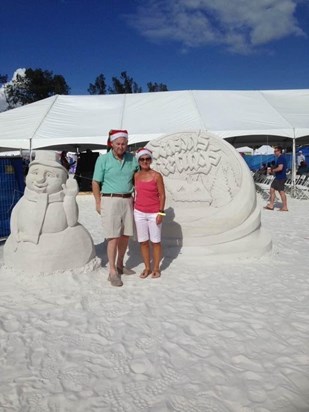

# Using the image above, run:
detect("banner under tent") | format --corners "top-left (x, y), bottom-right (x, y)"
top-left (0, 89), bottom-right (308, 190)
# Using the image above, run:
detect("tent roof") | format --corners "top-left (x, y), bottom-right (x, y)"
top-left (254, 145), bottom-right (275, 155)
top-left (0, 89), bottom-right (308, 151)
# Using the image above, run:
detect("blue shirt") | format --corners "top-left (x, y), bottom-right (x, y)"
top-left (93, 150), bottom-right (138, 194)
top-left (275, 154), bottom-right (287, 180)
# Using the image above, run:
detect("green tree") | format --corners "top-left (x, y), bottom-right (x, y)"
top-left (147, 82), bottom-right (168, 92)
top-left (4, 68), bottom-right (70, 108)
top-left (88, 73), bottom-right (107, 95)
top-left (88, 71), bottom-right (169, 95)
top-left (108, 71), bottom-right (142, 94)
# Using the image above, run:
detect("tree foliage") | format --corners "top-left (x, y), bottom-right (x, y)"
top-left (88, 73), bottom-right (107, 95)
top-left (88, 71), bottom-right (168, 95)
top-left (4, 68), bottom-right (70, 108)
top-left (108, 71), bottom-right (142, 94)
top-left (147, 82), bottom-right (168, 92)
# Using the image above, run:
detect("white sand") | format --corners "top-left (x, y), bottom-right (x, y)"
top-left (0, 193), bottom-right (309, 412)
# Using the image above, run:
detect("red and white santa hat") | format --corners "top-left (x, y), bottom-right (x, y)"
top-left (108, 129), bottom-right (128, 142)
top-left (135, 147), bottom-right (153, 160)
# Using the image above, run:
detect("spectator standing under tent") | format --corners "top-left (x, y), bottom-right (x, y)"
top-left (264, 146), bottom-right (288, 212)
top-left (297, 151), bottom-right (305, 167)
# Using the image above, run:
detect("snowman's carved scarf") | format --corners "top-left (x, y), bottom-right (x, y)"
top-left (19, 188), bottom-right (65, 244)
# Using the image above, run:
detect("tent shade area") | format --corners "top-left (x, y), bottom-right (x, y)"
top-left (0, 157), bottom-right (25, 238)
top-left (0, 89), bottom-right (308, 152)
top-left (243, 154), bottom-right (293, 172)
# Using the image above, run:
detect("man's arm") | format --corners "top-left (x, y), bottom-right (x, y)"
top-left (272, 164), bottom-right (283, 173)
top-left (92, 180), bottom-right (102, 214)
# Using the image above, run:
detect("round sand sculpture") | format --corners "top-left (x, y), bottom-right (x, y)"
top-left (146, 131), bottom-right (272, 259)
top-left (4, 151), bottom-right (95, 273)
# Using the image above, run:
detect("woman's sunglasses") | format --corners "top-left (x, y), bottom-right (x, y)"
top-left (139, 157), bottom-right (151, 162)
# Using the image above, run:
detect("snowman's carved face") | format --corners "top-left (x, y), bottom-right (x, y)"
top-left (26, 164), bottom-right (67, 194)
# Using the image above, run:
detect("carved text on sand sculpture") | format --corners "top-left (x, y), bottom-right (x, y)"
top-left (145, 131), bottom-right (272, 256)
top-left (148, 131), bottom-right (241, 207)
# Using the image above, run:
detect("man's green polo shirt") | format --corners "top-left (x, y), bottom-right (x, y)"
top-left (93, 150), bottom-right (139, 194)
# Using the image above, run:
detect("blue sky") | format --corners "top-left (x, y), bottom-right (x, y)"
top-left (1, 0), bottom-right (309, 95)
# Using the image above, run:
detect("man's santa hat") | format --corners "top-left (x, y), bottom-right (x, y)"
top-left (109, 129), bottom-right (128, 142)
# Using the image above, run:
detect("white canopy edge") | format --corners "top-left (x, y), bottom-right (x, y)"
top-left (0, 89), bottom-right (308, 151)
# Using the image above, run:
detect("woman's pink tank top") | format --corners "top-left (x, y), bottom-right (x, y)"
top-left (134, 178), bottom-right (160, 213)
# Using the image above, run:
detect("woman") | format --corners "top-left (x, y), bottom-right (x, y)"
top-left (134, 147), bottom-right (166, 279)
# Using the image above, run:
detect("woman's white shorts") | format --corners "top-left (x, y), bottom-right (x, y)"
top-left (134, 209), bottom-right (162, 243)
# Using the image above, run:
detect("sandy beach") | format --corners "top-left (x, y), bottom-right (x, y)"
top-left (0, 193), bottom-right (309, 412)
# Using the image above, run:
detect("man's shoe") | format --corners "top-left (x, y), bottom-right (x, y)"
top-left (109, 273), bottom-right (123, 287)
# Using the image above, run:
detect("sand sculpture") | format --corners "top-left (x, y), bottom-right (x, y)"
top-left (146, 131), bottom-right (272, 259)
top-left (4, 151), bottom-right (95, 272)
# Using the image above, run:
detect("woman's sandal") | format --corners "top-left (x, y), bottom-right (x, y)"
top-left (140, 269), bottom-right (152, 279)
top-left (151, 270), bottom-right (161, 279)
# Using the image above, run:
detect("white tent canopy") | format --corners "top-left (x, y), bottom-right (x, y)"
top-left (0, 89), bottom-right (308, 151)
top-left (236, 146), bottom-right (254, 155)
top-left (254, 145), bottom-right (275, 155)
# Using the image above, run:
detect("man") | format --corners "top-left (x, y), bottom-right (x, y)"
top-left (264, 146), bottom-right (288, 212)
top-left (92, 130), bottom-right (139, 286)
top-left (297, 151), bottom-right (305, 167)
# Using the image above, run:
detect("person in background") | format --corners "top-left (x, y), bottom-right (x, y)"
top-left (264, 146), bottom-right (288, 212)
top-left (68, 154), bottom-right (76, 174)
top-left (92, 130), bottom-right (139, 287)
top-left (258, 163), bottom-right (267, 175)
top-left (60, 151), bottom-right (70, 171)
top-left (297, 150), bottom-right (305, 167)
top-left (134, 147), bottom-right (166, 279)
top-left (297, 160), bottom-right (309, 175)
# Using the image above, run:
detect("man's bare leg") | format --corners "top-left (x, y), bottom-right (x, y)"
top-left (116, 235), bottom-right (129, 270)
top-left (267, 187), bottom-right (276, 209)
top-left (107, 237), bottom-right (123, 286)
top-left (107, 237), bottom-right (118, 276)
top-left (279, 190), bottom-right (288, 211)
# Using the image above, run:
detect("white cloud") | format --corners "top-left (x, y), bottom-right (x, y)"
top-left (126, 0), bottom-right (306, 54)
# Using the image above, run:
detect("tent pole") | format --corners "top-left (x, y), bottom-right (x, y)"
top-left (29, 138), bottom-right (33, 161)
top-left (292, 132), bottom-right (296, 198)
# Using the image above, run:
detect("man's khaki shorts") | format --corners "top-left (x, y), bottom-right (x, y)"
top-left (101, 197), bottom-right (134, 238)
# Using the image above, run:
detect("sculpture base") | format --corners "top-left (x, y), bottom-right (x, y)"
top-left (163, 227), bottom-right (272, 263)
top-left (4, 224), bottom-right (95, 273)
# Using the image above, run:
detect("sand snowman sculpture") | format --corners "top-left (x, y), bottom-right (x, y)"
top-left (146, 131), bottom-right (272, 259)
top-left (4, 150), bottom-right (95, 272)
